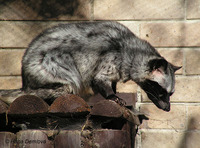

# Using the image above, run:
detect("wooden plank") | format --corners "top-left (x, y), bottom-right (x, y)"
top-left (17, 130), bottom-right (53, 148)
top-left (0, 132), bottom-right (16, 148)
top-left (87, 93), bottom-right (137, 107)
top-left (93, 129), bottom-right (131, 148)
top-left (54, 130), bottom-right (82, 148)
top-left (122, 122), bottom-right (136, 148)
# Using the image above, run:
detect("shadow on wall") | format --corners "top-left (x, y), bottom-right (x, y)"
top-left (36, 0), bottom-right (83, 18)
top-left (178, 117), bottom-right (198, 148)
top-left (0, 0), bottom-right (89, 48)
top-left (1, 0), bottom-right (87, 20)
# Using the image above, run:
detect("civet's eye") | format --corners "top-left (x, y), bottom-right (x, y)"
top-left (169, 92), bottom-right (173, 96)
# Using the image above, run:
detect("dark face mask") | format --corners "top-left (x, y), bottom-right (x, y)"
top-left (139, 80), bottom-right (173, 112)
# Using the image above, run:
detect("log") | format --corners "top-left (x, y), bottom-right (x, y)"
top-left (90, 100), bottom-right (123, 118)
top-left (49, 94), bottom-right (91, 114)
top-left (8, 95), bottom-right (49, 115)
top-left (91, 100), bottom-right (145, 125)
top-left (87, 93), bottom-right (137, 107)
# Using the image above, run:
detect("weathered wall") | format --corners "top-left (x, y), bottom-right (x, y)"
top-left (0, 0), bottom-right (200, 147)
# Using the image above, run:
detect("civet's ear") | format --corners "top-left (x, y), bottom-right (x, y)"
top-left (149, 58), bottom-right (168, 73)
top-left (172, 65), bottom-right (182, 72)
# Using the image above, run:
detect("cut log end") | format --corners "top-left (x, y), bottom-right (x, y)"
top-left (49, 94), bottom-right (91, 114)
top-left (8, 95), bottom-right (49, 115)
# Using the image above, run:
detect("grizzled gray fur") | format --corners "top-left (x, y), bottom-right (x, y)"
top-left (0, 21), bottom-right (181, 111)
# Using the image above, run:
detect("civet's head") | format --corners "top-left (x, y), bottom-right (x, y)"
top-left (138, 58), bottom-right (181, 111)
